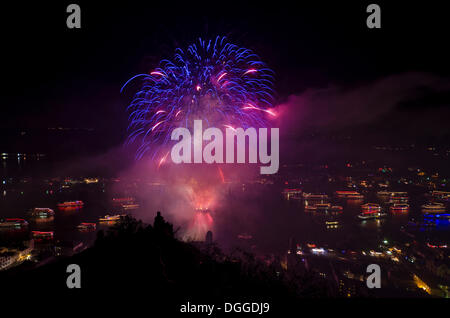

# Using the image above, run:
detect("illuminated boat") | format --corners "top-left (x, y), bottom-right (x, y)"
top-left (303, 193), bottom-right (329, 200)
top-left (422, 203), bottom-right (448, 218)
top-left (423, 213), bottom-right (450, 219)
top-left (0, 218), bottom-right (28, 228)
top-left (431, 191), bottom-right (450, 201)
top-left (358, 204), bottom-right (385, 219)
top-left (389, 192), bottom-right (409, 203)
top-left (32, 231), bottom-right (54, 241)
top-left (304, 193), bottom-right (329, 208)
top-left (331, 205), bottom-right (343, 212)
top-left (336, 191), bottom-right (364, 199)
top-left (77, 222), bottom-right (97, 231)
top-left (282, 188), bottom-right (302, 200)
top-left (325, 220), bottom-right (339, 229)
top-left (99, 214), bottom-right (124, 222)
top-left (315, 203), bottom-right (331, 211)
top-left (57, 201), bottom-right (84, 208)
top-left (347, 193), bottom-right (364, 199)
top-left (31, 208), bottom-right (55, 218)
top-left (357, 212), bottom-right (387, 220)
top-left (122, 203), bottom-right (139, 210)
top-left (390, 203), bottom-right (409, 212)
top-left (421, 203), bottom-right (445, 212)
top-left (361, 203), bottom-right (381, 212)
top-left (426, 242), bottom-right (448, 249)
top-left (305, 205), bottom-right (317, 212)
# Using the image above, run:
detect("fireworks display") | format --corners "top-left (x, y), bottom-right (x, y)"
top-left (122, 36), bottom-right (275, 159)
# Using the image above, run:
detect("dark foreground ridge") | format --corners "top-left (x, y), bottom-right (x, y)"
top-left (0, 213), bottom-right (320, 311)
top-left (0, 213), bottom-right (428, 314)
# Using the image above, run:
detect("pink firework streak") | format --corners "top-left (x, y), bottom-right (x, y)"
top-left (157, 151), bottom-right (170, 170)
top-left (242, 103), bottom-right (277, 117)
top-left (150, 71), bottom-right (166, 76)
top-left (218, 167), bottom-right (225, 183)
top-left (217, 72), bottom-right (227, 82)
top-left (243, 69), bottom-right (258, 75)
top-left (223, 124), bottom-right (236, 131)
top-left (151, 120), bottom-right (166, 132)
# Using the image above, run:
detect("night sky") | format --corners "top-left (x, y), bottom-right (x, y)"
top-left (1, 1), bottom-right (450, 155)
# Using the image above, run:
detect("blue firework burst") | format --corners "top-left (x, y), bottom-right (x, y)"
top-left (122, 36), bottom-right (275, 159)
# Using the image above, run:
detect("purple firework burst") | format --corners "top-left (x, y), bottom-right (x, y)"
top-left (122, 36), bottom-right (275, 159)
